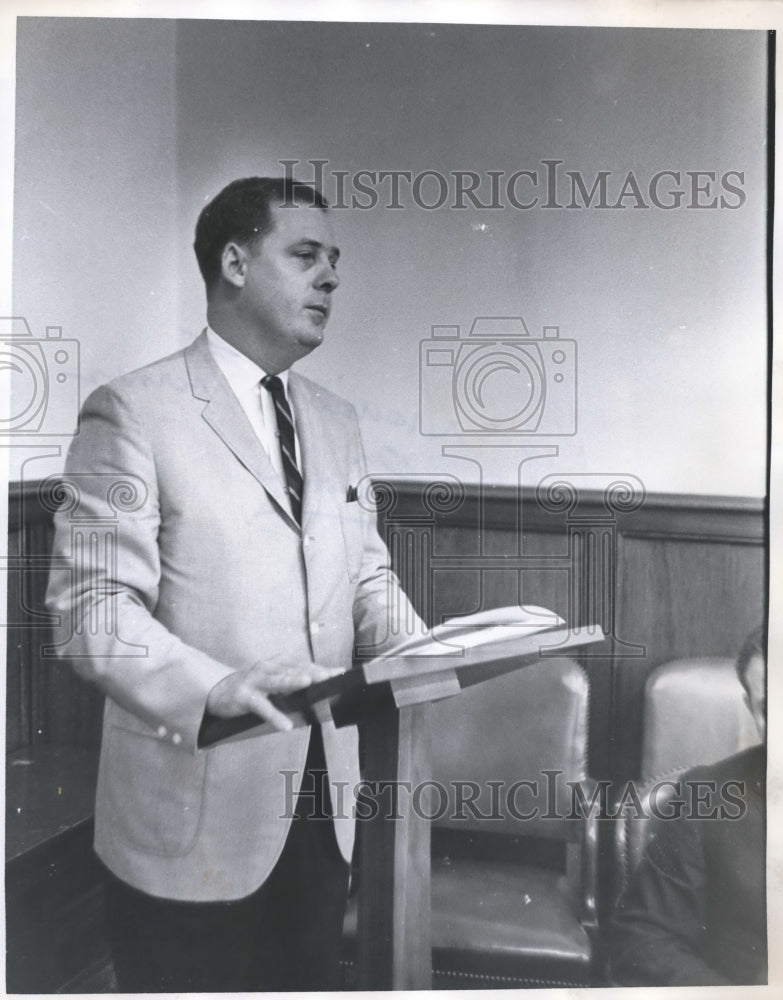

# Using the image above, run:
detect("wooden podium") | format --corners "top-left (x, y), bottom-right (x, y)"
top-left (201, 623), bottom-right (604, 991)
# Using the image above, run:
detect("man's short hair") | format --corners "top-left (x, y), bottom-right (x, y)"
top-left (735, 624), bottom-right (766, 693)
top-left (193, 177), bottom-right (328, 289)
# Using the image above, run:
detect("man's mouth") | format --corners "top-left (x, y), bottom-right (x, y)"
top-left (306, 304), bottom-right (328, 321)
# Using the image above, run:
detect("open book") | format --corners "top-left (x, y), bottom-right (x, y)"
top-left (386, 604), bottom-right (565, 656)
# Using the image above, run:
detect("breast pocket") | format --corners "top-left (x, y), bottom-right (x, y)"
top-left (338, 502), bottom-right (365, 582)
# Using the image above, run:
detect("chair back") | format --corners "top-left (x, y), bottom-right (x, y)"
top-left (425, 656), bottom-right (590, 841)
top-left (615, 655), bottom-right (759, 906)
top-left (640, 657), bottom-right (758, 781)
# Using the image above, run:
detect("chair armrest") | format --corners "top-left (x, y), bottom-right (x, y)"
top-left (578, 780), bottom-right (600, 936)
top-left (610, 768), bottom-right (688, 914)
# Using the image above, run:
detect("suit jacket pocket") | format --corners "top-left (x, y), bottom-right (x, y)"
top-left (102, 726), bottom-right (206, 857)
top-left (338, 502), bottom-right (364, 582)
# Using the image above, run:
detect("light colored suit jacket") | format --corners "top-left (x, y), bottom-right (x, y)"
top-left (46, 332), bottom-right (418, 901)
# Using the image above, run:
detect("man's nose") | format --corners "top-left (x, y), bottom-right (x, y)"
top-left (315, 260), bottom-right (339, 292)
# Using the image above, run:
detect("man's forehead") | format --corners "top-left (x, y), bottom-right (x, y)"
top-left (266, 202), bottom-right (339, 251)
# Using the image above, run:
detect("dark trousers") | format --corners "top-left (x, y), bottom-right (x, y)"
top-left (102, 727), bottom-right (350, 992)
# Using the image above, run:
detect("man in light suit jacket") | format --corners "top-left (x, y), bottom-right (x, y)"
top-left (46, 176), bottom-right (423, 991)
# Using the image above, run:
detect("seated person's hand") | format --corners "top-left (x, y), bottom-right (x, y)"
top-left (206, 659), bottom-right (345, 731)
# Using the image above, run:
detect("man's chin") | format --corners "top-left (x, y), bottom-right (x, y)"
top-left (297, 328), bottom-right (325, 351)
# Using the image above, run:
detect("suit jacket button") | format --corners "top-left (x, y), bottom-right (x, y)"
top-left (157, 725), bottom-right (167, 738)
top-left (172, 732), bottom-right (182, 746)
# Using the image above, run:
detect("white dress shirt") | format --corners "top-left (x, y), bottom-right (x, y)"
top-left (205, 326), bottom-right (300, 484)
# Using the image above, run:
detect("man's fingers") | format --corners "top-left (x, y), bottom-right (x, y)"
top-left (206, 662), bottom-right (348, 724)
top-left (263, 670), bottom-right (314, 693)
top-left (245, 691), bottom-right (293, 732)
top-left (207, 674), bottom-right (293, 729)
top-left (309, 664), bottom-right (346, 682)
top-left (259, 664), bottom-right (345, 692)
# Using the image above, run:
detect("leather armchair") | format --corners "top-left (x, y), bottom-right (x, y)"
top-left (613, 654), bottom-right (762, 926)
top-left (424, 655), bottom-right (598, 988)
top-left (342, 656), bottom-right (597, 988)
top-left (639, 657), bottom-right (757, 781)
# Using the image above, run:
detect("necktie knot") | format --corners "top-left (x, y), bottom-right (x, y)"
top-left (261, 373), bottom-right (282, 395)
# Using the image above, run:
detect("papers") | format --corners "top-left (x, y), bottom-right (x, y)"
top-left (389, 605), bottom-right (565, 656)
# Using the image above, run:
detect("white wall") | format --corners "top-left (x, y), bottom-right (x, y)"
top-left (11, 17), bottom-right (178, 482)
top-left (12, 21), bottom-right (768, 496)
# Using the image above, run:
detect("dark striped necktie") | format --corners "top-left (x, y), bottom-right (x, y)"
top-left (261, 374), bottom-right (304, 527)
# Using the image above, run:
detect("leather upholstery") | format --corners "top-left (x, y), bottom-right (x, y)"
top-left (425, 657), bottom-right (595, 986)
top-left (425, 657), bottom-right (590, 840)
top-left (610, 747), bottom-right (767, 987)
top-left (343, 850), bottom-right (592, 988)
top-left (350, 655), bottom-right (598, 987)
top-left (616, 655), bottom-right (760, 905)
top-left (640, 657), bottom-right (758, 781)
top-left (613, 771), bottom-right (683, 906)
top-left (430, 857), bottom-right (591, 984)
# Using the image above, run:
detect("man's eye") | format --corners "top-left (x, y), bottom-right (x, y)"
top-left (296, 251), bottom-right (315, 261)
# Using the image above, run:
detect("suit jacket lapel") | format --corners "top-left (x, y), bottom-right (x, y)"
top-left (288, 373), bottom-right (329, 532)
top-left (184, 332), bottom-right (298, 530)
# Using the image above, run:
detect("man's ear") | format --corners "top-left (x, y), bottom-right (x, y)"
top-left (220, 242), bottom-right (248, 288)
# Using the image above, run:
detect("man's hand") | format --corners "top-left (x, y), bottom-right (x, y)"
top-left (206, 660), bottom-right (345, 732)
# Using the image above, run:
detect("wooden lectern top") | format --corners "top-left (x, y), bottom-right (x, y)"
top-left (199, 623), bottom-right (605, 747)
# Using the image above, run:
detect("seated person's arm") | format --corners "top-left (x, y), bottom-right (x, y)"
top-left (609, 813), bottom-right (732, 987)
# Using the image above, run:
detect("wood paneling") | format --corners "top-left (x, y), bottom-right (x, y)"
top-left (6, 816), bottom-right (111, 993)
top-left (375, 480), bottom-right (766, 781)
top-left (614, 535), bottom-right (765, 776)
top-left (6, 483), bottom-right (104, 754)
top-left (3, 477), bottom-right (767, 990)
top-left (7, 479), bottom-right (766, 780)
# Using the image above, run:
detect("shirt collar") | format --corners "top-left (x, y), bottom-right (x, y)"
top-left (206, 326), bottom-right (290, 391)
